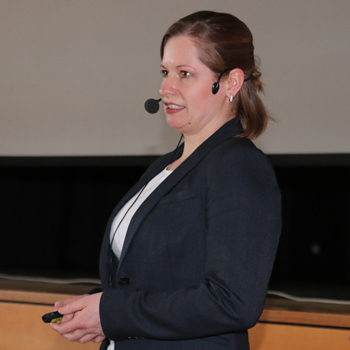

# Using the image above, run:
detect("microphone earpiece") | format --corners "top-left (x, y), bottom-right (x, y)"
top-left (212, 68), bottom-right (251, 95)
top-left (211, 68), bottom-right (234, 95)
top-left (144, 98), bottom-right (161, 114)
top-left (212, 82), bottom-right (220, 95)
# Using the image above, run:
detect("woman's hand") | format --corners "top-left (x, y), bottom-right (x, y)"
top-left (53, 294), bottom-right (85, 324)
top-left (50, 292), bottom-right (105, 344)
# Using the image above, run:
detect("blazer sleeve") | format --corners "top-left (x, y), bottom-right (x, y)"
top-left (100, 142), bottom-right (281, 340)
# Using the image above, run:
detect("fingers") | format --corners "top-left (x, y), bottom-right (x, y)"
top-left (50, 293), bottom-right (105, 344)
top-left (50, 312), bottom-right (82, 335)
top-left (91, 335), bottom-right (106, 343)
top-left (58, 295), bottom-right (87, 315)
top-left (60, 310), bottom-right (81, 324)
top-left (67, 329), bottom-right (99, 344)
top-left (51, 297), bottom-right (81, 326)
top-left (53, 295), bottom-right (80, 310)
top-left (51, 326), bottom-right (102, 344)
top-left (60, 313), bottom-right (73, 324)
top-left (50, 315), bottom-right (105, 344)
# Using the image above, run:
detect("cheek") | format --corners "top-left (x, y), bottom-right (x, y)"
top-left (190, 88), bottom-right (216, 113)
top-left (186, 84), bottom-right (213, 106)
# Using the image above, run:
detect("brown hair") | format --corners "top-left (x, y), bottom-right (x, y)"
top-left (160, 11), bottom-right (270, 139)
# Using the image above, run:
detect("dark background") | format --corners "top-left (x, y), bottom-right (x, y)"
top-left (1, 154), bottom-right (349, 299)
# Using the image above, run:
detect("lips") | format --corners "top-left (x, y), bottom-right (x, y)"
top-left (167, 104), bottom-right (184, 109)
top-left (164, 103), bottom-right (185, 113)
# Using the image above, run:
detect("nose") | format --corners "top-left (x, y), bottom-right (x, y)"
top-left (159, 73), bottom-right (178, 97)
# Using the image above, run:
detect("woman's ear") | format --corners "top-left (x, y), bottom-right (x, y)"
top-left (226, 68), bottom-right (245, 100)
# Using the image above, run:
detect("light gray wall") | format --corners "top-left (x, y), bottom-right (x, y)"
top-left (1, 0), bottom-right (349, 156)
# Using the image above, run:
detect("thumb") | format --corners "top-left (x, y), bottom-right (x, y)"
top-left (58, 295), bottom-right (87, 315)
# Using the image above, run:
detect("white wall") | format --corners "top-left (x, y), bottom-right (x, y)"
top-left (0, 0), bottom-right (349, 156)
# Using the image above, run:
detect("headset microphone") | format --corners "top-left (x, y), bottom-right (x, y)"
top-left (212, 68), bottom-right (234, 95)
top-left (212, 68), bottom-right (251, 95)
top-left (146, 69), bottom-right (247, 110)
top-left (144, 98), bottom-right (161, 114)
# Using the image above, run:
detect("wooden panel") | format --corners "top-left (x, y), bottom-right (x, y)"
top-left (261, 297), bottom-right (350, 328)
top-left (249, 322), bottom-right (350, 350)
top-left (260, 308), bottom-right (350, 329)
top-left (1, 283), bottom-right (350, 350)
top-left (0, 289), bottom-right (73, 305)
top-left (0, 302), bottom-right (99, 350)
top-left (0, 279), bottom-right (98, 297)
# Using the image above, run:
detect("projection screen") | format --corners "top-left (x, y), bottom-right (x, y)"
top-left (0, 0), bottom-right (349, 156)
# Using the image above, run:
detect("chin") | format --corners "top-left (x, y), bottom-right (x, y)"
top-left (166, 115), bottom-right (187, 131)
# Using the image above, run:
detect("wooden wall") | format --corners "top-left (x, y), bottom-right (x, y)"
top-left (1, 286), bottom-right (349, 350)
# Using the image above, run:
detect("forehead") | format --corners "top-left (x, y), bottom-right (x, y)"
top-left (161, 35), bottom-right (200, 66)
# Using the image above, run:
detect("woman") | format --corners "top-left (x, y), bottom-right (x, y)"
top-left (50, 10), bottom-right (281, 350)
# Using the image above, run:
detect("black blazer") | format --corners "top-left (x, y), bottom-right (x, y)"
top-left (98, 118), bottom-right (281, 350)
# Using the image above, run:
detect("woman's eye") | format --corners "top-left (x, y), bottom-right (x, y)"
top-left (180, 71), bottom-right (191, 78)
top-left (161, 70), bottom-right (168, 77)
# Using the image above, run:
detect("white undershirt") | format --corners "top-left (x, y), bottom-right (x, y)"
top-left (107, 166), bottom-right (172, 349)
top-left (110, 166), bottom-right (172, 259)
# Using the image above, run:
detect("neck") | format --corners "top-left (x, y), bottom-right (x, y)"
top-left (168, 116), bottom-right (235, 171)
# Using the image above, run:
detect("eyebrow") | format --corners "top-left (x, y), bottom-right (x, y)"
top-left (160, 64), bottom-right (197, 70)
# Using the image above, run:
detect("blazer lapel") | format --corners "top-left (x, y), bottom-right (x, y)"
top-left (107, 148), bottom-right (179, 224)
top-left (117, 118), bottom-right (243, 270)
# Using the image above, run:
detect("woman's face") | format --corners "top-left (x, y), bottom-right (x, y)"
top-left (159, 35), bottom-right (230, 139)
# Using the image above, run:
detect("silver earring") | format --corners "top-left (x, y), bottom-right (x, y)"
top-left (229, 94), bottom-right (233, 103)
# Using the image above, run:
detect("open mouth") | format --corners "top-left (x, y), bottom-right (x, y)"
top-left (166, 104), bottom-right (185, 111)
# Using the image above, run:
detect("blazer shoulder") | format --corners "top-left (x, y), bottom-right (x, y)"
top-left (202, 136), bottom-right (278, 189)
top-left (207, 136), bottom-right (270, 168)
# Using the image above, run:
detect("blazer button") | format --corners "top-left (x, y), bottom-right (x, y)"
top-left (119, 277), bottom-right (130, 287)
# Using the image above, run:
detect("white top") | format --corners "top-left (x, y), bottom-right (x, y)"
top-left (108, 166), bottom-right (172, 350)
top-left (110, 166), bottom-right (172, 259)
